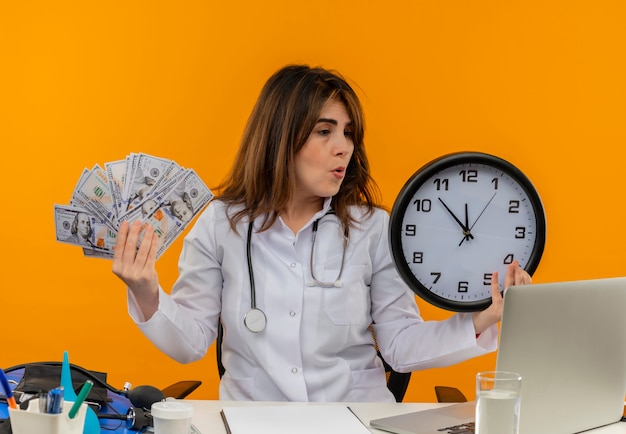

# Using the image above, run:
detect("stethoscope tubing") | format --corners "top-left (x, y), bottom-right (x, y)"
top-left (244, 221), bottom-right (267, 333)
top-left (244, 211), bottom-right (348, 333)
top-left (246, 221), bottom-right (257, 309)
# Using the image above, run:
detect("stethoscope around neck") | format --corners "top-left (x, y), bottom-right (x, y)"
top-left (243, 210), bottom-right (349, 333)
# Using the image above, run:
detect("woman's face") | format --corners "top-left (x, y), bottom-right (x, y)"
top-left (293, 99), bottom-right (354, 203)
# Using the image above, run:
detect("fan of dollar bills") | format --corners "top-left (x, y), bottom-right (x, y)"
top-left (54, 153), bottom-right (214, 259)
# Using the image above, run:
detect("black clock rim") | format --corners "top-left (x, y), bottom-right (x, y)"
top-left (389, 151), bottom-right (547, 312)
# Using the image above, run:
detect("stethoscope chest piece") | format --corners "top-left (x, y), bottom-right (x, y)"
top-left (244, 307), bottom-right (267, 333)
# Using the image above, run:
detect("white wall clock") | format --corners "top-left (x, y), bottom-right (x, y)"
top-left (389, 152), bottom-right (546, 312)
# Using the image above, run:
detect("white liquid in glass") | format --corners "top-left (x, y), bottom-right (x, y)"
top-left (476, 389), bottom-right (521, 434)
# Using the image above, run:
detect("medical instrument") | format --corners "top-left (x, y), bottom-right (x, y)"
top-left (244, 210), bottom-right (349, 333)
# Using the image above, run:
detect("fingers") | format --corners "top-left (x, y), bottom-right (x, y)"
top-left (495, 260), bottom-right (532, 295)
top-left (133, 225), bottom-right (160, 272)
top-left (477, 261), bottom-right (531, 335)
top-left (473, 271), bottom-right (504, 334)
top-left (112, 220), bottom-right (159, 279)
top-left (134, 224), bottom-right (154, 267)
top-left (515, 263), bottom-right (532, 285)
top-left (147, 231), bottom-right (159, 264)
top-left (508, 259), bottom-right (532, 286)
top-left (123, 220), bottom-right (144, 260)
top-left (490, 270), bottom-right (501, 294)
top-left (473, 296), bottom-right (502, 336)
top-left (503, 261), bottom-right (517, 289)
top-left (113, 220), bottom-right (129, 262)
top-left (490, 270), bottom-right (504, 305)
top-left (112, 220), bottom-right (130, 277)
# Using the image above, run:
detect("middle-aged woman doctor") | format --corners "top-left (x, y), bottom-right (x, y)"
top-left (112, 64), bottom-right (531, 402)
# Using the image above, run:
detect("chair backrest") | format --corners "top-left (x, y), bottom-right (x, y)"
top-left (434, 385), bottom-right (467, 403)
top-left (216, 323), bottom-right (411, 402)
top-left (216, 322), bottom-right (226, 378)
top-left (378, 350), bottom-right (411, 402)
top-left (370, 325), bottom-right (411, 402)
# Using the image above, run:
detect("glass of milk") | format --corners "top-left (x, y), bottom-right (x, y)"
top-left (476, 371), bottom-right (522, 434)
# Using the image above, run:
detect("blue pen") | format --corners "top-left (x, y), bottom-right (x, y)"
top-left (0, 368), bottom-right (18, 410)
top-left (47, 386), bottom-right (64, 414)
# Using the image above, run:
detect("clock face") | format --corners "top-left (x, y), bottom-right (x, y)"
top-left (389, 152), bottom-right (546, 312)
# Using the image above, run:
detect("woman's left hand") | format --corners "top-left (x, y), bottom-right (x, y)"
top-left (472, 260), bottom-right (532, 335)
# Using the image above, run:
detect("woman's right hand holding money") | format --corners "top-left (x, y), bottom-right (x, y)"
top-left (112, 220), bottom-right (160, 320)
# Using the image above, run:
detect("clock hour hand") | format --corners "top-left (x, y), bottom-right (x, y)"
top-left (438, 198), bottom-right (474, 242)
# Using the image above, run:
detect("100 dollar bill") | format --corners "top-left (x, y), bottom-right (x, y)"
top-left (119, 169), bottom-right (214, 259)
top-left (56, 153), bottom-right (213, 260)
top-left (54, 204), bottom-right (117, 253)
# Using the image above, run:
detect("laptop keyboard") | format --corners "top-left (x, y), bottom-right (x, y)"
top-left (437, 422), bottom-right (475, 433)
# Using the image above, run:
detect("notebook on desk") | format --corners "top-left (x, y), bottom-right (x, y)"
top-left (370, 277), bottom-right (626, 434)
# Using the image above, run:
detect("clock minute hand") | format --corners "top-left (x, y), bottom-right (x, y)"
top-left (438, 198), bottom-right (474, 240)
top-left (459, 203), bottom-right (473, 246)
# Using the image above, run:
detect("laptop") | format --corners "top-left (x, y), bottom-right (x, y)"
top-left (370, 277), bottom-right (626, 434)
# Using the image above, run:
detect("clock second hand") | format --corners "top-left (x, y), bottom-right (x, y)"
top-left (469, 191), bottom-right (498, 232)
top-left (438, 198), bottom-right (474, 243)
top-left (457, 192), bottom-right (498, 246)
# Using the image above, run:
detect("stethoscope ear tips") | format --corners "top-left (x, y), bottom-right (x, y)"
top-left (244, 308), bottom-right (267, 333)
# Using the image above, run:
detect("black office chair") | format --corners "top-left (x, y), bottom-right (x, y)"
top-left (377, 351), bottom-right (411, 402)
top-left (369, 325), bottom-right (411, 402)
top-left (161, 380), bottom-right (203, 399)
top-left (216, 324), bottom-right (411, 402)
top-left (217, 322), bottom-right (226, 379)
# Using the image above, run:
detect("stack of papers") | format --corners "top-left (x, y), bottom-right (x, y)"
top-left (54, 153), bottom-right (213, 259)
top-left (220, 405), bottom-right (372, 434)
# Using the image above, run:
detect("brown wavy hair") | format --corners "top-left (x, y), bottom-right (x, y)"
top-left (216, 64), bottom-right (381, 233)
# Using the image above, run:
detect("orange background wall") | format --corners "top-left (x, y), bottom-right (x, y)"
top-left (2, 1), bottom-right (625, 403)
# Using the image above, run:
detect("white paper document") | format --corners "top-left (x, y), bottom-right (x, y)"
top-left (220, 405), bottom-right (372, 434)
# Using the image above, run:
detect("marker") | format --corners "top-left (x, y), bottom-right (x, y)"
top-left (68, 380), bottom-right (93, 419)
top-left (47, 386), bottom-right (64, 414)
top-left (38, 391), bottom-right (48, 413)
top-left (0, 368), bottom-right (18, 410)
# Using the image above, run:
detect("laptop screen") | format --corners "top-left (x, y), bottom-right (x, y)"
top-left (370, 277), bottom-right (626, 434)
top-left (496, 277), bottom-right (626, 434)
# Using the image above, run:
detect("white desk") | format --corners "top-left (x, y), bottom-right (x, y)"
top-left (185, 400), bottom-right (626, 433)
